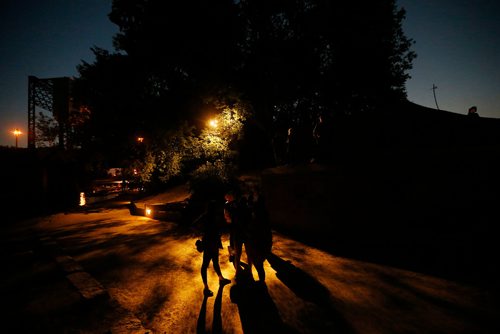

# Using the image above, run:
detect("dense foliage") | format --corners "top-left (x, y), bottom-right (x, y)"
top-left (70, 0), bottom-right (415, 186)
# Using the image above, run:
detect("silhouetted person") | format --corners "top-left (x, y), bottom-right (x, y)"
top-left (224, 191), bottom-right (238, 263)
top-left (312, 113), bottom-right (332, 163)
top-left (286, 127), bottom-right (298, 164)
top-left (232, 196), bottom-right (252, 277)
top-left (468, 106), bottom-right (479, 117)
top-left (245, 190), bottom-right (272, 282)
top-left (195, 200), bottom-right (231, 297)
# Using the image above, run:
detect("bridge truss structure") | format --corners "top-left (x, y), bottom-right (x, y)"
top-left (28, 76), bottom-right (73, 149)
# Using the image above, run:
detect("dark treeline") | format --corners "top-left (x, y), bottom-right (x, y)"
top-left (73, 0), bottom-right (415, 169)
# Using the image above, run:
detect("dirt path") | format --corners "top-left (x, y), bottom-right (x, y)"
top-left (34, 205), bottom-right (499, 333)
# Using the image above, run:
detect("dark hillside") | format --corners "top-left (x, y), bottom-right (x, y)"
top-left (261, 101), bottom-right (500, 286)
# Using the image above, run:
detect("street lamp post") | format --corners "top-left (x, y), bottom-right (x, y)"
top-left (12, 129), bottom-right (22, 148)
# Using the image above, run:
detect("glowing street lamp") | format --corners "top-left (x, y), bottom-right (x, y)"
top-left (208, 118), bottom-right (218, 129)
top-left (137, 136), bottom-right (144, 143)
top-left (11, 129), bottom-right (22, 148)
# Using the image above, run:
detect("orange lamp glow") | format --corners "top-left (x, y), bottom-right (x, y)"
top-left (79, 192), bottom-right (86, 206)
top-left (208, 119), bottom-right (218, 129)
top-left (11, 128), bottom-right (22, 148)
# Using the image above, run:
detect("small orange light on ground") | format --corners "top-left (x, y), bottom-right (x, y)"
top-left (145, 208), bottom-right (152, 216)
top-left (79, 192), bottom-right (86, 206)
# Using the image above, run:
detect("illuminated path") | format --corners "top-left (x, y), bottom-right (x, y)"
top-left (36, 207), bottom-right (498, 333)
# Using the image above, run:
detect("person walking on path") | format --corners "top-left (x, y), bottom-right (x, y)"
top-left (195, 200), bottom-right (231, 297)
top-left (224, 191), bottom-right (238, 263)
top-left (231, 195), bottom-right (253, 278)
top-left (245, 189), bottom-right (273, 282)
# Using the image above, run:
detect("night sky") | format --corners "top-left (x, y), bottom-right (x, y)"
top-left (1, 0), bottom-right (499, 147)
top-left (0, 0), bottom-right (117, 147)
top-left (400, 0), bottom-right (500, 118)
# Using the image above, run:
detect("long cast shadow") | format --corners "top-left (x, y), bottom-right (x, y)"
top-left (267, 253), bottom-right (354, 334)
top-left (196, 295), bottom-right (208, 334)
top-left (138, 283), bottom-right (170, 324)
top-left (212, 282), bottom-right (225, 334)
top-left (197, 283), bottom-right (228, 334)
top-left (230, 272), bottom-right (292, 333)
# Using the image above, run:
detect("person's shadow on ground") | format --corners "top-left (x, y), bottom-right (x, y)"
top-left (267, 253), bottom-right (354, 334)
top-left (230, 269), bottom-right (293, 333)
top-left (196, 282), bottom-right (227, 334)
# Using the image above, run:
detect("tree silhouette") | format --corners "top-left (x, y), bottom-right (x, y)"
top-left (75, 0), bottom-right (415, 169)
top-left (237, 0), bottom-right (415, 121)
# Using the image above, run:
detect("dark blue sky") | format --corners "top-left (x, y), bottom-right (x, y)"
top-left (400, 0), bottom-right (500, 117)
top-left (1, 1), bottom-right (499, 147)
top-left (0, 0), bottom-right (117, 147)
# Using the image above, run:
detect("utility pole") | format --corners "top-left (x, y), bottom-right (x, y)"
top-left (432, 84), bottom-right (440, 110)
